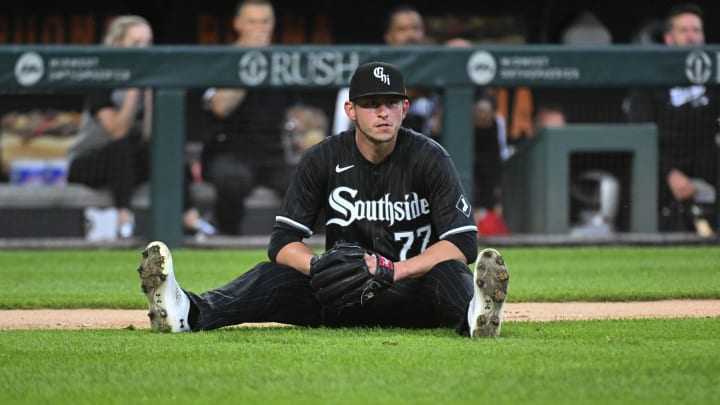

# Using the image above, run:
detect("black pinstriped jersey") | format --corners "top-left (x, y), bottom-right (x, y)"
top-left (275, 127), bottom-right (477, 262)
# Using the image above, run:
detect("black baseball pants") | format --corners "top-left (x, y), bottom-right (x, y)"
top-left (184, 259), bottom-right (474, 335)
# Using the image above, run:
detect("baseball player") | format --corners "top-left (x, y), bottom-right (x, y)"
top-left (138, 61), bottom-right (509, 338)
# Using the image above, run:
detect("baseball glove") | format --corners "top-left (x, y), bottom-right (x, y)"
top-left (309, 241), bottom-right (395, 314)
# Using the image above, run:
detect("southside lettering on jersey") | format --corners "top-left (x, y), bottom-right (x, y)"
top-left (327, 186), bottom-right (430, 227)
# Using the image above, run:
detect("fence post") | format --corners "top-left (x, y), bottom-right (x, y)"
top-left (150, 88), bottom-right (186, 248)
top-left (442, 86), bottom-right (475, 204)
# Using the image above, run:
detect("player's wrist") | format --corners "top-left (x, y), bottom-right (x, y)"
top-left (373, 252), bottom-right (395, 282)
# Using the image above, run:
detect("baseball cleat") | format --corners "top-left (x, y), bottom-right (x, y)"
top-left (137, 241), bottom-right (191, 333)
top-left (468, 248), bottom-right (509, 338)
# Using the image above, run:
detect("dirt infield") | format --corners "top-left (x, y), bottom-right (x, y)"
top-left (2, 300), bottom-right (719, 330)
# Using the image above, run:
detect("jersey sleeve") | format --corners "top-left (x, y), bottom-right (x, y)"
top-left (424, 146), bottom-right (477, 241)
top-left (273, 142), bottom-right (328, 237)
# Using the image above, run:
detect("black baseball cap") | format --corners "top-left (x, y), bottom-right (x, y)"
top-left (349, 61), bottom-right (408, 101)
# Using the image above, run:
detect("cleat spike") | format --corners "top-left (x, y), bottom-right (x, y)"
top-left (136, 241), bottom-right (191, 333)
top-left (468, 248), bottom-right (510, 338)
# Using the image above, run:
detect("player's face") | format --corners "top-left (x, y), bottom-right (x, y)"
top-left (120, 24), bottom-right (152, 47)
top-left (384, 11), bottom-right (425, 45)
top-left (234, 4), bottom-right (275, 46)
top-left (665, 13), bottom-right (704, 46)
top-left (348, 96), bottom-right (408, 145)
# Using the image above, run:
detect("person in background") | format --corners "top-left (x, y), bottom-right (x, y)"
top-left (332, 4), bottom-right (439, 137)
top-left (471, 90), bottom-right (511, 236)
top-left (625, 3), bottom-right (719, 235)
top-left (201, 0), bottom-right (292, 235)
top-left (67, 15), bottom-right (215, 239)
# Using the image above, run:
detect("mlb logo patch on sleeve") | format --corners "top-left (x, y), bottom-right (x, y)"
top-left (456, 195), bottom-right (472, 217)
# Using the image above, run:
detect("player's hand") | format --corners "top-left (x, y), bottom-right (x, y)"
top-left (125, 88), bottom-right (141, 101)
top-left (667, 169), bottom-right (695, 200)
top-left (364, 252), bottom-right (394, 279)
top-left (309, 242), bottom-right (395, 313)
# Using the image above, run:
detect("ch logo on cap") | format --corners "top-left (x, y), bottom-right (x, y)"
top-left (373, 67), bottom-right (391, 85)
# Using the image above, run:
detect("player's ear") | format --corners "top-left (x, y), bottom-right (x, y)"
top-left (344, 101), bottom-right (356, 121)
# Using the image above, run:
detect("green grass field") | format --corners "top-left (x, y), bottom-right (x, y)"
top-left (1, 246), bottom-right (719, 404)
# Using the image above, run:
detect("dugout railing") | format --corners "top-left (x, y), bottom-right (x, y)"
top-left (1, 45), bottom-right (719, 246)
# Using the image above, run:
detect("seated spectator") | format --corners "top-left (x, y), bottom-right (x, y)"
top-left (200, 0), bottom-right (293, 235)
top-left (625, 3), bottom-right (718, 235)
top-left (66, 15), bottom-right (215, 239)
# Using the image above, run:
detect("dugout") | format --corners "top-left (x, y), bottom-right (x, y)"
top-left (502, 124), bottom-right (657, 234)
top-left (0, 45), bottom-right (718, 247)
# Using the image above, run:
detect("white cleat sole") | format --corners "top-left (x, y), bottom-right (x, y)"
top-left (137, 241), bottom-right (190, 333)
top-left (468, 248), bottom-right (509, 338)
